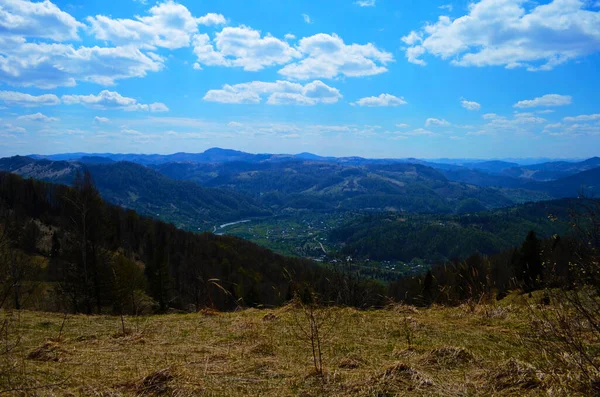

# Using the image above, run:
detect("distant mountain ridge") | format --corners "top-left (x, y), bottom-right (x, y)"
top-left (30, 147), bottom-right (583, 168)
top-left (0, 156), bottom-right (269, 229)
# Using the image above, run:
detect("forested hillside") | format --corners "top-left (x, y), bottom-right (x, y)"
top-left (329, 199), bottom-right (575, 263)
top-left (0, 171), bottom-right (382, 314)
top-left (0, 156), bottom-right (270, 229)
top-left (154, 160), bottom-right (515, 213)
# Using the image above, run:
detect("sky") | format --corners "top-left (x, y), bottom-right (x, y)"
top-left (0, 0), bottom-right (600, 159)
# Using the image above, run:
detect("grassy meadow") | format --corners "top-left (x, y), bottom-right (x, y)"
top-left (0, 292), bottom-right (580, 396)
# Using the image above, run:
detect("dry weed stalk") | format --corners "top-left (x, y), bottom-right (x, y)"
top-left (290, 295), bottom-right (338, 376)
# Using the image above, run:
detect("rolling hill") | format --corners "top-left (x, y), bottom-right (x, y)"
top-left (0, 156), bottom-right (269, 229)
top-left (153, 160), bottom-right (516, 213)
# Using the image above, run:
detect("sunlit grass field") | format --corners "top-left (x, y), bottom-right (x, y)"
top-left (0, 293), bottom-right (569, 396)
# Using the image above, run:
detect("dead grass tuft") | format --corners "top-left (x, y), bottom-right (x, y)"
top-left (354, 361), bottom-right (434, 395)
top-left (199, 308), bottom-right (220, 316)
top-left (488, 358), bottom-right (542, 391)
top-left (338, 354), bottom-right (364, 369)
top-left (74, 334), bottom-right (97, 342)
top-left (420, 346), bottom-right (475, 367)
top-left (122, 367), bottom-right (175, 396)
top-left (27, 341), bottom-right (66, 362)
top-left (391, 346), bottom-right (421, 359)
top-left (250, 342), bottom-right (276, 356)
top-left (388, 303), bottom-right (419, 315)
top-left (262, 313), bottom-right (279, 322)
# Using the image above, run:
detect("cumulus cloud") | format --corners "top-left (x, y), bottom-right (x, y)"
top-left (0, 91), bottom-right (60, 106)
top-left (284, 33), bottom-right (296, 40)
top-left (396, 123), bottom-right (409, 128)
top-left (425, 118), bottom-right (450, 127)
top-left (461, 99), bottom-right (481, 111)
top-left (355, 0), bottom-right (376, 7)
top-left (0, 0), bottom-right (84, 41)
top-left (193, 26), bottom-right (301, 71)
top-left (87, 1), bottom-right (203, 49)
top-left (279, 33), bottom-right (393, 79)
top-left (352, 94), bottom-right (407, 107)
top-left (514, 94), bottom-right (572, 108)
top-left (17, 112), bottom-right (59, 122)
top-left (94, 116), bottom-right (110, 123)
top-left (402, 0), bottom-right (600, 71)
top-left (197, 13), bottom-right (227, 26)
top-left (0, 36), bottom-right (164, 88)
top-left (62, 90), bottom-right (169, 111)
top-left (204, 80), bottom-right (342, 105)
top-left (563, 114), bottom-right (600, 122)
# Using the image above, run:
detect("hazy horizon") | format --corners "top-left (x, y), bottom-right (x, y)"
top-left (10, 147), bottom-right (589, 164)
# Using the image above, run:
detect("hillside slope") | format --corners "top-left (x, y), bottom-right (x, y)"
top-left (154, 161), bottom-right (515, 213)
top-left (0, 156), bottom-right (269, 228)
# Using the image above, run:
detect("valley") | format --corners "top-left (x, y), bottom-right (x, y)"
top-left (4, 148), bottom-right (597, 277)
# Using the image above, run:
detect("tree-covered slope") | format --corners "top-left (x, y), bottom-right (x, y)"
top-left (0, 156), bottom-right (270, 228)
top-left (329, 199), bottom-right (577, 262)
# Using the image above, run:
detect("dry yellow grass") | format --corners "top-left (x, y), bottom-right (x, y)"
top-left (0, 298), bottom-right (570, 396)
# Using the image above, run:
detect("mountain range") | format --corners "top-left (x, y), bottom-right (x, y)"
top-left (2, 148), bottom-right (599, 234)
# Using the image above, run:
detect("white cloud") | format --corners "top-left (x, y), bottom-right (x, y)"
top-left (355, 0), bottom-right (376, 7)
top-left (87, 1), bottom-right (202, 49)
top-left (425, 118), bottom-right (450, 127)
top-left (514, 94), bottom-right (572, 108)
top-left (0, 91), bottom-right (60, 106)
top-left (544, 121), bottom-right (600, 136)
top-left (194, 26), bottom-right (301, 71)
top-left (0, 0), bottom-right (84, 41)
top-left (395, 123), bottom-right (409, 128)
top-left (204, 80), bottom-right (342, 105)
top-left (482, 113), bottom-right (499, 120)
top-left (563, 114), bottom-right (600, 122)
top-left (401, 31), bottom-right (422, 46)
top-left (4, 123), bottom-right (26, 134)
top-left (397, 128), bottom-right (438, 136)
top-left (0, 37), bottom-right (164, 88)
top-left (17, 112), bottom-right (58, 122)
top-left (62, 90), bottom-right (169, 111)
top-left (284, 33), bottom-right (296, 40)
top-left (352, 94), bottom-right (407, 107)
top-left (122, 128), bottom-right (142, 135)
top-left (197, 13), bottom-right (227, 26)
top-left (302, 14), bottom-right (312, 24)
top-left (279, 33), bottom-right (393, 79)
top-left (461, 99), bottom-right (481, 111)
top-left (438, 4), bottom-right (453, 12)
top-left (402, 0), bottom-right (600, 70)
top-left (94, 116), bottom-right (110, 123)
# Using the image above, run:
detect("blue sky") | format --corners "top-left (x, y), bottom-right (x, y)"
top-left (0, 0), bottom-right (599, 159)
